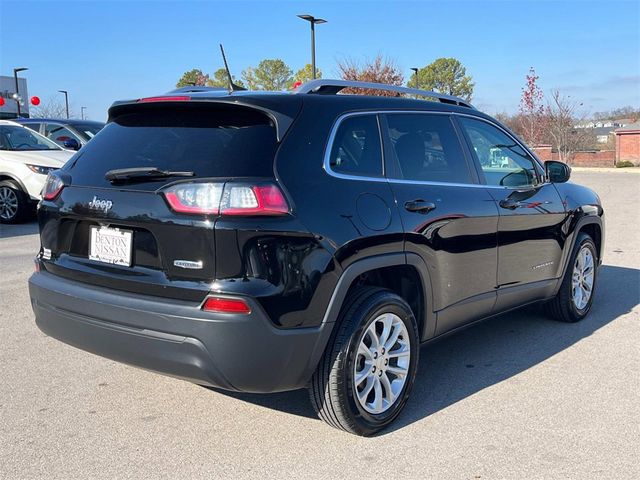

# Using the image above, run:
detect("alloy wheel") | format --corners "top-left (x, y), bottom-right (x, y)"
top-left (0, 187), bottom-right (18, 221)
top-left (353, 312), bottom-right (411, 415)
top-left (572, 246), bottom-right (595, 310)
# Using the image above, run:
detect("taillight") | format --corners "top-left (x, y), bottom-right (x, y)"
top-left (164, 183), bottom-right (223, 214)
top-left (42, 172), bottom-right (65, 200)
top-left (221, 184), bottom-right (289, 215)
top-left (202, 296), bottom-right (251, 314)
top-left (162, 182), bottom-right (289, 216)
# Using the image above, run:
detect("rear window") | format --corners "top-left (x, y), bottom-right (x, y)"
top-left (65, 105), bottom-right (278, 187)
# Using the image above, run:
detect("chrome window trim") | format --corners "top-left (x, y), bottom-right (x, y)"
top-left (322, 109), bottom-right (546, 190)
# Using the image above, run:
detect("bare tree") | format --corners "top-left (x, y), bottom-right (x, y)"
top-left (545, 90), bottom-right (591, 163)
top-left (337, 55), bottom-right (404, 96)
top-left (31, 97), bottom-right (73, 119)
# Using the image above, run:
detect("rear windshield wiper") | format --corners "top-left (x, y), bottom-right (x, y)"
top-left (105, 167), bottom-right (195, 183)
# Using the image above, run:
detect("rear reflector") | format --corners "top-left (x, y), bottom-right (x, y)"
top-left (137, 96), bottom-right (191, 103)
top-left (202, 296), bottom-right (251, 314)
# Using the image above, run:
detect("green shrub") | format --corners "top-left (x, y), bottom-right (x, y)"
top-left (616, 160), bottom-right (636, 168)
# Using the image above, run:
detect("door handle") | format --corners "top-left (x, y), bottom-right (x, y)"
top-left (499, 198), bottom-right (521, 210)
top-left (404, 200), bottom-right (436, 214)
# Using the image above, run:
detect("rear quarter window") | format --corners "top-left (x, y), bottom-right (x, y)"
top-left (328, 114), bottom-right (383, 177)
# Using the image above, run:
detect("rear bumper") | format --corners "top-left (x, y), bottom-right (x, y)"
top-left (29, 271), bottom-right (334, 393)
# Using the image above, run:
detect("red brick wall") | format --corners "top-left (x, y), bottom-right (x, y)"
top-left (531, 146), bottom-right (615, 167)
top-left (533, 145), bottom-right (553, 161)
top-left (616, 132), bottom-right (640, 164)
top-left (571, 150), bottom-right (615, 167)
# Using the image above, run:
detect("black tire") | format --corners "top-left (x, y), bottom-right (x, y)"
top-left (309, 287), bottom-right (419, 436)
top-left (545, 233), bottom-right (598, 323)
top-left (0, 180), bottom-right (30, 224)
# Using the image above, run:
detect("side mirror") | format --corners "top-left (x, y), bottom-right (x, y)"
top-left (63, 138), bottom-right (81, 151)
top-left (545, 160), bottom-right (571, 183)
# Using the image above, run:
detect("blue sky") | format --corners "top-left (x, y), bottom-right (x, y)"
top-left (1, 0), bottom-right (638, 121)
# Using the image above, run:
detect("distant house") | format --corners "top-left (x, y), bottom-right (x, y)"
top-left (575, 118), bottom-right (635, 144)
top-left (614, 123), bottom-right (640, 165)
top-left (575, 118), bottom-right (630, 129)
top-left (593, 126), bottom-right (616, 143)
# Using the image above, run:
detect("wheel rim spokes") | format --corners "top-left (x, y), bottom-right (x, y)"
top-left (0, 187), bottom-right (18, 220)
top-left (353, 312), bottom-right (410, 415)
top-left (572, 247), bottom-right (594, 310)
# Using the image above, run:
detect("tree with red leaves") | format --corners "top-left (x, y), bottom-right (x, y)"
top-left (337, 55), bottom-right (404, 96)
top-left (518, 67), bottom-right (547, 146)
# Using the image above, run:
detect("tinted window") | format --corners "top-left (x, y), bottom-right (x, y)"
top-left (386, 113), bottom-right (472, 184)
top-left (65, 106), bottom-right (278, 187)
top-left (329, 115), bottom-right (382, 177)
top-left (23, 123), bottom-right (42, 133)
top-left (71, 123), bottom-right (104, 140)
top-left (459, 117), bottom-right (540, 187)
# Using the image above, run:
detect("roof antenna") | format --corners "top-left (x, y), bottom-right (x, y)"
top-left (219, 44), bottom-right (246, 93)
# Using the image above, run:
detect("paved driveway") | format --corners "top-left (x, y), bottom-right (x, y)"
top-left (1, 170), bottom-right (638, 479)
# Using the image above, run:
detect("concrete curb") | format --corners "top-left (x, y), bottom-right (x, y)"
top-left (571, 167), bottom-right (640, 173)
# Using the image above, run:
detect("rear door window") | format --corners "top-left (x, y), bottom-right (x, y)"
top-left (45, 124), bottom-right (80, 146)
top-left (328, 114), bottom-right (383, 177)
top-left (384, 113), bottom-right (473, 184)
top-left (64, 105), bottom-right (279, 188)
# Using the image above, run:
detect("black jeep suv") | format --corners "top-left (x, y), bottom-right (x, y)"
top-left (29, 80), bottom-right (604, 436)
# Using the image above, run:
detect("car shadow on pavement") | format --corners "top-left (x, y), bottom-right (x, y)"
top-left (207, 264), bottom-right (640, 431)
top-left (0, 219), bottom-right (39, 239)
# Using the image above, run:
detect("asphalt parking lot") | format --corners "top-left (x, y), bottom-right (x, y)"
top-left (1, 169), bottom-right (638, 479)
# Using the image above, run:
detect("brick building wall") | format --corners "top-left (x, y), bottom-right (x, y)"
top-left (615, 130), bottom-right (640, 165)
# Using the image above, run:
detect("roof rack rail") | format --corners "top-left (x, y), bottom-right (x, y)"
top-left (167, 86), bottom-right (228, 94)
top-left (295, 79), bottom-right (474, 109)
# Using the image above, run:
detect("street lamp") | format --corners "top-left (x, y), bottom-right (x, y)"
top-left (58, 90), bottom-right (69, 119)
top-left (410, 67), bottom-right (419, 89)
top-left (297, 14), bottom-right (327, 80)
top-left (13, 67), bottom-right (28, 117)
top-left (81, 106), bottom-right (87, 120)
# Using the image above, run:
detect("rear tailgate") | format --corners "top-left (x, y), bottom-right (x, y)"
top-left (38, 99), bottom-right (299, 301)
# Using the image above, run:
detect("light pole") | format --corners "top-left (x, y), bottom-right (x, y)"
top-left (58, 90), bottom-right (69, 119)
top-left (411, 67), bottom-right (419, 89)
top-left (13, 67), bottom-right (28, 117)
top-left (81, 106), bottom-right (87, 120)
top-left (297, 14), bottom-right (327, 80)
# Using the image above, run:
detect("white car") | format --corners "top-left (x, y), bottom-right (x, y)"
top-left (0, 120), bottom-right (75, 223)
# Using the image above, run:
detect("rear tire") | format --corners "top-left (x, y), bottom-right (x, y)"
top-left (546, 233), bottom-right (598, 323)
top-left (0, 180), bottom-right (29, 224)
top-left (309, 287), bottom-right (419, 436)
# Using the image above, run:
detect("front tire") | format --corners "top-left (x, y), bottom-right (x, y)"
top-left (309, 287), bottom-right (419, 436)
top-left (546, 233), bottom-right (598, 322)
top-left (0, 180), bottom-right (29, 224)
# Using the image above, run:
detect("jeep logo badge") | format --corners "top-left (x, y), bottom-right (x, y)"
top-left (88, 196), bottom-right (113, 213)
